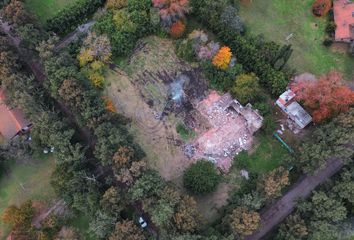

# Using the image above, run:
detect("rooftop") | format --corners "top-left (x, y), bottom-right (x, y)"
top-left (333, 0), bottom-right (354, 42)
top-left (0, 89), bottom-right (31, 140)
top-left (286, 102), bottom-right (313, 128)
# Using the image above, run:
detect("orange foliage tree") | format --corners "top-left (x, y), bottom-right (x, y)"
top-left (291, 71), bottom-right (354, 123)
top-left (102, 96), bottom-right (116, 113)
top-left (312, 0), bottom-right (331, 17)
top-left (212, 46), bottom-right (232, 70)
top-left (170, 20), bottom-right (186, 38)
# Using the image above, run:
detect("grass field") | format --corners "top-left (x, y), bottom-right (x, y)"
top-left (239, 0), bottom-right (353, 81)
top-left (25, 0), bottom-right (75, 23)
top-left (0, 155), bottom-right (55, 239)
top-left (236, 134), bottom-right (290, 174)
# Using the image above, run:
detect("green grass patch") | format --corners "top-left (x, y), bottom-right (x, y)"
top-left (235, 134), bottom-right (290, 174)
top-left (239, 0), bottom-right (353, 80)
top-left (0, 155), bottom-right (55, 240)
top-left (176, 122), bottom-right (196, 141)
top-left (68, 213), bottom-right (97, 240)
top-left (25, 0), bottom-right (76, 23)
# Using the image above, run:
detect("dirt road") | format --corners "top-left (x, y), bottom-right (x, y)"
top-left (245, 157), bottom-right (344, 240)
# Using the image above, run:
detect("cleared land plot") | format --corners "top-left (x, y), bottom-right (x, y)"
top-left (105, 36), bottom-right (205, 181)
top-left (25, 0), bottom-right (75, 23)
top-left (239, 0), bottom-right (353, 81)
top-left (0, 155), bottom-right (55, 240)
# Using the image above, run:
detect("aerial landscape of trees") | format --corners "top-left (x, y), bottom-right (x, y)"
top-left (0, 0), bottom-right (353, 239)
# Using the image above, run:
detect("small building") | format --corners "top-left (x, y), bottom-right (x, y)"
top-left (333, 0), bottom-right (354, 43)
top-left (0, 89), bottom-right (32, 141)
top-left (276, 90), bottom-right (312, 129)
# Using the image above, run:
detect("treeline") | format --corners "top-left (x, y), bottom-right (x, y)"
top-left (46, 0), bottom-right (105, 35)
top-left (190, 0), bottom-right (293, 96)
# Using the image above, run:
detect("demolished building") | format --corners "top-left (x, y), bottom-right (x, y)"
top-left (190, 91), bottom-right (263, 172)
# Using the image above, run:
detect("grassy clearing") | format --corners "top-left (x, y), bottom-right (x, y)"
top-left (0, 155), bottom-right (55, 239)
top-left (68, 214), bottom-right (97, 240)
top-left (235, 134), bottom-right (290, 174)
top-left (176, 122), bottom-right (196, 141)
top-left (239, 0), bottom-right (353, 80)
top-left (25, 0), bottom-right (75, 23)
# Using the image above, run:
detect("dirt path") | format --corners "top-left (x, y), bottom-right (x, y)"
top-left (32, 200), bottom-right (66, 228)
top-left (54, 21), bottom-right (95, 52)
top-left (245, 157), bottom-right (344, 240)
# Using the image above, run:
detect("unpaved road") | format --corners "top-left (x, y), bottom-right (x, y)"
top-left (245, 157), bottom-right (344, 240)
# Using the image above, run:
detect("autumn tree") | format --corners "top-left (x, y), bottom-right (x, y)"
top-left (276, 213), bottom-right (308, 240)
top-left (1, 0), bottom-right (33, 26)
top-left (258, 166), bottom-right (289, 199)
top-left (152, 0), bottom-right (190, 26)
top-left (312, 0), bottom-right (331, 17)
top-left (170, 20), bottom-right (186, 38)
top-left (229, 207), bottom-right (260, 237)
top-left (263, 167), bottom-right (289, 198)
top-left (173, 196), bottom-right (200, 233)
top-left (77, 32), bottom-right (112, 88)
top-left (109, 220), bottom-right (145, 240)
top-left (212, 46), bottom-right (232, 70)
top-left (2, 200), bottom-right (34, 225)
top-left (291, 71), bottom-right (354, 123)
top-left (105, 0), bottom-right (127, 9)
top-left (231, 73), bottom-right (261, 104)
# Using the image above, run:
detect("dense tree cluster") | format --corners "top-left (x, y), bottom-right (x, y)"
top-left (94, 0), bottom-right (155, 56)
top-left (297, 109), bottom-right (354, 174)
top-left (46, 0), bottom-right (106, 35)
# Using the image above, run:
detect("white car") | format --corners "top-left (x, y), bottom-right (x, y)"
top-left (138, 217), bottom-right (148, 228)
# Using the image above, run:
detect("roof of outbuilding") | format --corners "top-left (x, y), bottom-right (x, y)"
top-left (333, 0), bottom-right (354, 41)
top-left (0, 89), bottom-right (31, 140)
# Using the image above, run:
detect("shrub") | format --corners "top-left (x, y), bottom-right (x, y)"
top-left (105, 0), bottom-right (127, 9)
top-left (253, 102), bottom-right (271, 116)
top-left (231, 73), bottom-right (261, 105)
top-left (46, 0), bottom-right (105, 35)
top-left (325, 21), bottom-right (336, 35)
top-left (127, 0), bottom-right (151, 12)
top-left (312, 0), bottom-right (332, 17)
top-left (212, 46), bottom-right (232, 70)
top-left (170, 20), bottom-right (186, 38)
top-left (202, 61), bottom-right (243, 91)
top-left (322, 37), bottom-right (333, 47)
top-left (175, 39), bottom-right (196, 62)
top-left (183, 160), bottom-right (220, 194)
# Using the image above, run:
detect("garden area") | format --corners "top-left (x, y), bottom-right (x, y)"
top-left (239, 0), bottom-right (353, 81)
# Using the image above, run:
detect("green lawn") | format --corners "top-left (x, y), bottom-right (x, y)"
top-left (25, 0), bottom-right (75, 23)
top-left (236, 134), bottom-right (290, 174)
top-left (0, 155), bottom-right (55, 240)
top-left (239, 0), bottom-right (353, 81)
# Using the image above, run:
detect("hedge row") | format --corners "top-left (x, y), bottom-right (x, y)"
top-left (46, 0), bottom-right (105, 35)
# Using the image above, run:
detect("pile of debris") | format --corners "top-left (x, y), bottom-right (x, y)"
top-left (186, 91), bottom-right (263, 172)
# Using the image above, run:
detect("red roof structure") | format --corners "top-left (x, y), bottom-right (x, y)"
top-left (0, 89), bottom-right (32, 140)
top-left (333, 0), bottom-right (354, 42)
